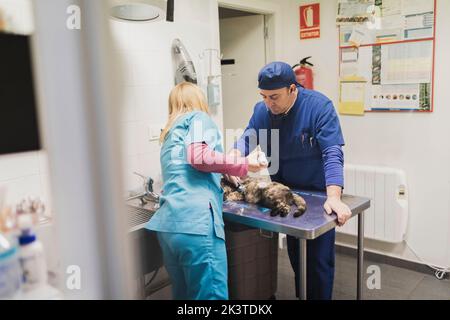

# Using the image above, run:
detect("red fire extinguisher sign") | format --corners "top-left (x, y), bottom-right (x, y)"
top-left (299, 3), bottom-right (320, 40)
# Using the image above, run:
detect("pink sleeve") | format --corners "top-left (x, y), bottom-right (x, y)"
top-left (187, 143), bottom-right (248, 177)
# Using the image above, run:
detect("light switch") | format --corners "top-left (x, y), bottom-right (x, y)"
top-left (148, 125), bottom-right (162, 141)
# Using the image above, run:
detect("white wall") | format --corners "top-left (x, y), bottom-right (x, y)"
top-left (278, 0), bottom-right (450, 268)
top-left (110, 0), bottom-right (223, 193)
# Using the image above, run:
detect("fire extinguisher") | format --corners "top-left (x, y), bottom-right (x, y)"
top-left (292, 57), bottom-right (314, 90)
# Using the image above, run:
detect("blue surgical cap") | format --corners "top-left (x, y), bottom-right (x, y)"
top-left (258, 61), bottom-right (299, 90)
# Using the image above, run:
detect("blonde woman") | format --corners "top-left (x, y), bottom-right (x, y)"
top-left (146, 82), bottom-right (266, 300)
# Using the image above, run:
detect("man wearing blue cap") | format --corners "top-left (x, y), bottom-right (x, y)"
top-left (226, 61), bottom-right (351, 300)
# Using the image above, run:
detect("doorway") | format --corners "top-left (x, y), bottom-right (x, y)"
top-left (219, 6), bottom-right (272, 133)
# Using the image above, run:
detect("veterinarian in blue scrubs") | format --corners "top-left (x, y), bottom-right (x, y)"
top-left (227, 61), bottom-right (352, 300)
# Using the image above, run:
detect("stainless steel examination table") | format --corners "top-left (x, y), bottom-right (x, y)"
top-left (222, 190), bottom-right (371, 300)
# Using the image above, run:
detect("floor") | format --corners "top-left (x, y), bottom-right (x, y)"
top-left (276, 249), bottom-right (450, 300)
top-left (148, 248), bottom-right (450, 300)
top-left (146, 246), bottom-right (450, 300)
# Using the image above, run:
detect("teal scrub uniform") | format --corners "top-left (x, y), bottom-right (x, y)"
top-left (146, 111), bottom-right (228, 300)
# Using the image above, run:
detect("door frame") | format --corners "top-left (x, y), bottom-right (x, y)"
top-left (218, 0), bottom-right (282, 63)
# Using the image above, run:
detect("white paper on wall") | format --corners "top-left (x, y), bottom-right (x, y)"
top-left (381, 0), bottom-right (402, 16)
top-left (380, 41), bottom-right (433, 85)
top-left (401, 0), bottom-right (434, 16)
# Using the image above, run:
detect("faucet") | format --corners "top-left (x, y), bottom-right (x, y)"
top-left (127, 172), bottom-right (160, 206)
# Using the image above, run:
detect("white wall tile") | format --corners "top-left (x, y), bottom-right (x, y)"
top-left (176, 0), bottom-right (212, 25)
top-left (0, 151), bottom-right (39, 181)
top-left (134, 85), bottom-right (161, 123)
top-left (109, 20), bottom-right (131, 50)
top-left (38, 151), bottom-right (49, 175)
top-left (133, 51), bottom-right (160, 86)
top-left (0, 150), bottom-right (53, 216)
top-left (153, 50), bottom-right (173, 85)
top-left (135, 121), bottom-right (151, 155)
top-left (120, 122), bottom-right (139, 157)
top-left (2, 174), bottom-right (42, 206)
top-left (122, 155), bottom-right (141, 192)
top-left (113, 51), bottom-right (135, 86)
top-left (128, 23), bottom-right (168, 52)
top-left (39, 173), bottom-right (53, 217)
top-left (119, 86), bottom-right (137, 123)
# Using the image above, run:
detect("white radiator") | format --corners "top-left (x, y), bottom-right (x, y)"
top-left (337, 164), bottom-right (409, 243)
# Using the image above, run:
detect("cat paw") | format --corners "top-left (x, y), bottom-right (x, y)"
top-left (277, 204), bottom-right (291, 217)
top-left (293, 206), bottom-right (306, 217)
top-left (270, 210), bottom-right (279, 217)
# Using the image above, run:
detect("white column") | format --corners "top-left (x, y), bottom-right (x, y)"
top-left (31, 0), bottom-right (135, 299)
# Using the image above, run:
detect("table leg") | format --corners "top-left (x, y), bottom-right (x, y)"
top-left (357, 211), bottom-right (365, 300)
top-left (298, 238), bottom-right (307, 300)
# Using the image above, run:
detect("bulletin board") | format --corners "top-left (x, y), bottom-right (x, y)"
top-left (337, 0), bottom-right (436, 114)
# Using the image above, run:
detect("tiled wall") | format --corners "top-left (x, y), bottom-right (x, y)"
top-left (112, 20), bottom-right (172, 194)
top-left (0, 151), bottom-right (52, 215)
top-left (110, 0), bottom-right (223, 194)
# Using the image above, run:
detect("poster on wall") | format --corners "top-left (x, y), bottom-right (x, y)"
top-left (300, 3), bottom-right (320, 40)
top-left (338, 0), bottom-right (436, 113)
top-left (338, 0), bottom-right (435, 46)
top-left (336, 0), bottom-right (376, 25)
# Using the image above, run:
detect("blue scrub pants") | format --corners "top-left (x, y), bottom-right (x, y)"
top-left (286, 228), bottom-right (335, 300)
top-left (156, 215), bottom-right (228, 300)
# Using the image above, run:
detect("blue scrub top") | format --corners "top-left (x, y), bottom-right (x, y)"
top-left (146, 111), bottom-right (225, 240)
top-left (236, 87), bottom-right (345, 191)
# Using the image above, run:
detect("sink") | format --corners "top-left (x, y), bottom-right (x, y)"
top-left (126, 197), bottom-right (169, 298)
top-left (126, 197), bottom-right (159, 232)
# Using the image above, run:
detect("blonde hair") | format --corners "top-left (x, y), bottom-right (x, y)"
top-left (160, 82), bottom-right (210, 143)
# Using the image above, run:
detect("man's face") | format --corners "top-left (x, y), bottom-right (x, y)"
top-left (260, 85), bottom-right (295, 115)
